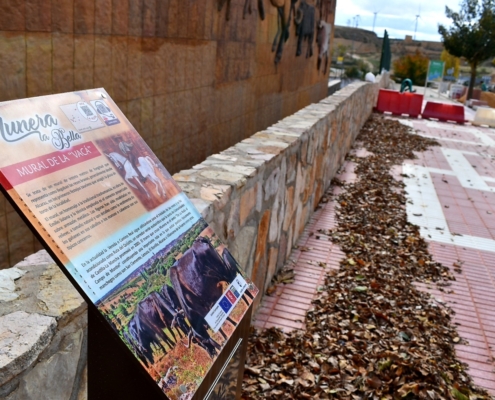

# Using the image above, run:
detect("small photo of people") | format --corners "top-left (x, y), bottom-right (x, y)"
top-left (96, 131), bottom-right (181, 210)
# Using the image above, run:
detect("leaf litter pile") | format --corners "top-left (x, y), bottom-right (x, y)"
top-left (242, 114), bottom-right (492, 399)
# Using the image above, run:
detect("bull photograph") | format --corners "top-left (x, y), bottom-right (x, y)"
top-left (95, 219), bottom-right (258, 399)
top-left (96, 131), bottom-right (182, 210)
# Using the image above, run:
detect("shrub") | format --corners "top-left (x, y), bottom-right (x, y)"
top-left (345, 59), bottom-right (368, 80)
top-left (441, 50), bottom-right (460, 78)
top-left (393, 50), bottom-right (429, 86)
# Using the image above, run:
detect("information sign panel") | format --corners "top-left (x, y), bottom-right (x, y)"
top-left (0, 89), bottom-right (258, 399)
top-left (427, 60), bottom-right (445, 82)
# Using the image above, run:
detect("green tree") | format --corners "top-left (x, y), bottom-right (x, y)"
top-left (440, 49), bottom-right (461, 78)
top-left (392, 51), bottom-right (429, 86)
top-left (345, 60), bottom-right (368, 79)
top-left (119, 304), bottom-right (129, 317)
top-left (337, 44), bottom-right (348, 57)
top-left (439, 0), bottom-right (495, 99)
top-left (140, 270), bottom-right (149, 282)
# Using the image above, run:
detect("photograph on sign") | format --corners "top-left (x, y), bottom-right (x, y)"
top-left (0, 89), bottom-right (258, 399)
top-left (96, 131), bottom-right (177, 210)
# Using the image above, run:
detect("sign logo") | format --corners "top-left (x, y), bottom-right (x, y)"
top-left (225, 289), bottom-right (238, 304)
top-left (0, 114), bottom-right (58, 144)
top-left (90, 100), bottom-right (120, 126)
top-left (218, 296), bottom-right (233, 313)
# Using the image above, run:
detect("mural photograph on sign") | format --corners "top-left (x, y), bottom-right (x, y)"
top-left (0, 89), bottom-right (258, 399)
top-left (96, 131), bottom-right (178, 210)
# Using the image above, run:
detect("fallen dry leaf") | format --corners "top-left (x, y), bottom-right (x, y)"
top-left (242, 114), bottom-right (491, 400)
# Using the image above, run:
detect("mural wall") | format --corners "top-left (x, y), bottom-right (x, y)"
top-left (0, 0), bottom-right (336, 269)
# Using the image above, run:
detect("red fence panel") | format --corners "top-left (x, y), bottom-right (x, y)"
top-left (375, 89), bottom-right (423, 118)
top-left (422, 101), bottom-right (465, 124)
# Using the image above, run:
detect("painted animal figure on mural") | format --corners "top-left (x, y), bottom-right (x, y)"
top-left (317, 20), bottom-right (332, 72)
top-left (118, 140), bottom-right (146, 182)
top-left (244, 0), bottom-right (253, 18)
top-left (218, 0), bottom-right (264, 20)
top-left (106, 151), bottom-right (150, 198)
top-left (217, 0), bottom-right (232, 20)
top-left (259, 0), bottom-right (266, 19)
top-left (271, 0), bottom-right (298, 64)
top-left (295, 0), bottom-right (316, 58)
top-left (135, 156), bottom-right (167, 197)
top-left (105, 152), bottom-right (166, 199)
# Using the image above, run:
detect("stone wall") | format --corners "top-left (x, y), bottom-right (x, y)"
top-left (173, 77), bottom-right (386, 306)
top-left (0, 0), bottom-right (336, 269)
top-left (0, 251), bottom-right (87, 400)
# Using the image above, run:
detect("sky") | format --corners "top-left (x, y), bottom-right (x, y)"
top-left (334, 0), bottom-right (455, 42)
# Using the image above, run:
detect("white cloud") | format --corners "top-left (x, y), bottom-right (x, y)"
top-left (335, 0), bottom-right (452, 41)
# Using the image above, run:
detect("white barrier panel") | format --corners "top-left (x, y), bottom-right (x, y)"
top-left (450, 84), bottom-right (464, 100)
top-left (474, 107), bottom-right (495, 127)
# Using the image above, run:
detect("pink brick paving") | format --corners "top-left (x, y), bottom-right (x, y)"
top-left (402, 118), bottom-right (495, 395)
top-left (252, 115), bottom-right (495, 395)
top-left (252, 162), bottom-right (355, 333)
top-left (252, 198), bottom-right (345, 333)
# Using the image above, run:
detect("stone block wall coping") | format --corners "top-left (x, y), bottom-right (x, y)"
top-left (173, 76), bottom-right (387, 297)
top-left (0, 251), bottom-right (87, 399)
top-left (174, 81), bottom-right (374, 222)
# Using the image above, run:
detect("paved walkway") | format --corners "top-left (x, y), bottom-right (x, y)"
top-left (398, 118), bottom-right (495, 394)
top-left (252, 164), bottom-right (355, 332)
top-left (252, 115), bottom-right (495, 395)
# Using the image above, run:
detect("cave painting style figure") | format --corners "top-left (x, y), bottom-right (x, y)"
top-left (271, 0), bottom-right (298, 64)
top-left (218, 0), bottom-right (264, 20)
top-left (295, 0), bottom-right (316, 58)
top-left (317, 20), bottom-right (332, 72)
